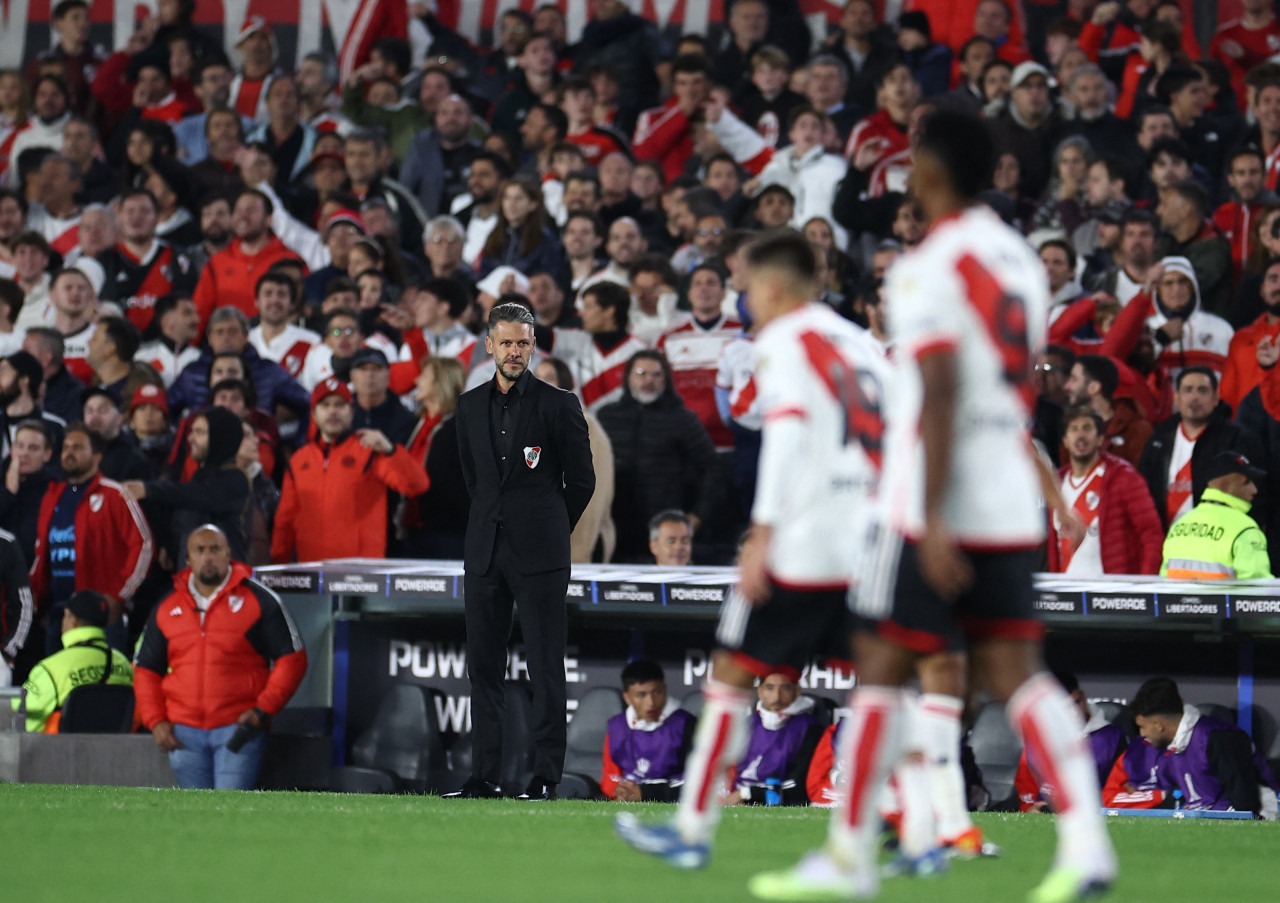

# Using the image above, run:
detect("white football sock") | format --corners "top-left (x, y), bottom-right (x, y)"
top-left (673, 678), bottom-right (752, 844)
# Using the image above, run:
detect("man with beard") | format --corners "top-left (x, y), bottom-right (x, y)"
top-left (0, 420), bottom-right (56, 564)
top-left (123, 406), bottom-right (250, 568)
top-left (96, 188), bottom-right (196, 334)
top-left (249, 272), bottom-right (319, 381)
top-left (80, 386), bottom-right (151, 481)
top-left (1062, 354), bottom-right (1153, 468)
top-left (399, 95), bottom-right (481, 219)
top-left (458, 152), bottom-right (509, 266)
top-left (1092, 209), bottom-right (1161, 306)
top-left (0, 351), bottom-right (66, 459)
top-left (447, 303), bottom-right (593, 800)
top-left (7, 76), bottom-right (72, 187)
top-left (339, 129), bottom-right (427, 255)
top-left (581, 217), bottom-right (648, 296)
top-left (31, 422), bottom-right (152, 653)
top-left (193, 189), bottom-right (294, 328)
top-left (135, 293), bottom-right (200, 387)
top-left (135, 524), bottom-right (307, 790)
top-left (184, 195), bottom-right (233, 276)
top-left (271, 378), bottom-right (426, 562)
top-left (174, 59), bottom-right (238, 164)
top-left (1047, 406), bottom-right (1163, 576)
top-left (1222, 258), bottom-right (1280, 411)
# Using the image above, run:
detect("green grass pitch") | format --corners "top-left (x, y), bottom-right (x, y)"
top-left (4, 784), bottom-right (1275, 902)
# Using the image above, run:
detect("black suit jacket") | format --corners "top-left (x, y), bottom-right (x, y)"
top-left (456, 372), bottom-right (594, 575)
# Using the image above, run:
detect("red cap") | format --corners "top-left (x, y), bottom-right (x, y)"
top-left (237, 15), bottom-right (271, 45)
top-left (325, 209), bottom-right (366, 236)
top-left (311, 377), bottom-right (352, 408)
top-left (129, 383), bottom-right (169, 417)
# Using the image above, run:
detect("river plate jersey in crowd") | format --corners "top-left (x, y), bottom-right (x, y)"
top-left (882, 205), bottom-right (1049, 548)
top-left (751, 302), bottom-right (891, 588)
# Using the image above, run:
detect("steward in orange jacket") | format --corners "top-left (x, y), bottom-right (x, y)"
top-left (271, 377), bottom-right (429, 562)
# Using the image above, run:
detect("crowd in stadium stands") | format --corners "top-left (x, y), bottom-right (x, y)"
top-left (1, 0), bottom-right (1280, 763)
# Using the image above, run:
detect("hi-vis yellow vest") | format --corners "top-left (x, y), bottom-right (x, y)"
top-left (1161, 488), bottom-right (1273, 580)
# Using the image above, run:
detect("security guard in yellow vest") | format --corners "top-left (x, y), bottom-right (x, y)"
top-left (1161, 451), bottom-right (1273, 580)
top-left (13, 590), bottom-right (133, 733)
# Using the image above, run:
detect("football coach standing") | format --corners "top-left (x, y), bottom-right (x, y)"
top-left (451, 302), bottom-right (595, 800)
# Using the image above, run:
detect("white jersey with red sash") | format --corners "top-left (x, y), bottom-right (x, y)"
top-left (250, 323), bottom-right (321, 380)
top-left (63, 322), bottom-right (95, 384)
top-left (398, 325), bottom-right (478, 368)
top-left (658, 313), bottom-right (742, 450)
top-left (882, 205), bottom-right (1049, 547)
top-left (546, 328), bottom-right (647, 414)
top-left (1166, 425), bottom-right (1197, 523)
top-left (1056, 460), bottom-right (1106, 575)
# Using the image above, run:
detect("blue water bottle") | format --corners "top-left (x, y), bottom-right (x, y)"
top-left (765, 778), bottom-right (782, 806)
top-left (1172, 789), bottom-right (1184, 811)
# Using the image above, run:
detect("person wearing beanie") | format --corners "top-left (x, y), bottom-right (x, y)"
top-left (271, 377), bottom-right (428, 562)
top-left (12, 589), bottom-right (132, 733)
top-left (123, 405), bottom-right (250, 568)
top-left (897, 11), bottom-right (953, 99)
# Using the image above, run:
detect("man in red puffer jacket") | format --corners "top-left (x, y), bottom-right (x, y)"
top-left (134, 524), bottom-right (307, 790)
top-left (1048, 405), bottom-right (1164, 575)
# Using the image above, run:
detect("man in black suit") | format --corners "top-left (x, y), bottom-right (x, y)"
top-left (452, 303), bottom-right (595, 800)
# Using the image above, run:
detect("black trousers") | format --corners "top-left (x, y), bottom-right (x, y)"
top-left (464, 529), bottom-right (569, 786)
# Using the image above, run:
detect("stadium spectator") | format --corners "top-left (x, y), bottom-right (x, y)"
top-left (398, 95), bottom-right (481, 220)
top-left (1047, 405), bottom-right (1163, 575)
top-left (1094, 208), bottom-right (1161, 305)
top-left (648, 509), bottom-right (694, 567)
top-left (125, 383), bottom-right (173, 475)
top-left (167, 307), bottom-right (310, 419)
top-left (989, 62), bottom-right (1064, 201)
top-left (1155, 181), bottom-right (1233, 317)
top-left (0, 420), bottom-right (56, 564)
top-left (134, 524), bottom-right (308, 790)
top-left (1128, 677), bottom-right (1279, 817)
top-left (1138, 256), bottom-right (1233, 382)
top-left (350, 348), bottom-right (413, 446)
top-left (80, 386), bottom-right (151, 481)
top-left (401, 358), bottom-right (469, 560)
top-left (272, 378), bottom-right (427, 562)
top-left (86, 316), bottom-right (151, 406)
top-left (1161, 450), bottom-right (1272, 580)
top-left (8, 76), bottom-right (72, 186)
top-left (30, 422), bottom-right (152, 654)
top-left (96, 188), bottom-right (196, 332)
top-left (0, 525), bottom-right (31, 686)
top-left (598, 349), bottom-right (719, 562)
top-left (135, 293), bottom-right (200, 388)
top-left (1138, 366), bottom-right (1263, 529)
top-left (1061, 354), bottom-right (1152, 467)
top-left (634, 55), bottom-right (711, 183)
top-left (14, 589), bottom-right (129, 732)
top-left (193, 189), bottom-right (295, 327)
top-left (574, 0), bottom-right (664, 136)
top-left (602, 659), bottom-right (697, 802)
top-left (1220, 258), bottom-right (1280, 412)
top-left (339, 129), bottom-right (428, 255)
top-left (248, 272), bottom-right (318, 382)
top-left (124, 406), bottom-right (250, 568)
top-left (1214, 146), bottom-right (1275, 281)
top-left (1015, 671), bottom-right (1127, 812)
top-left (0, 350), bottom-right (66, 460)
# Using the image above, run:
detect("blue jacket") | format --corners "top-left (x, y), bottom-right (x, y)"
top-left (167, 344), bottom-right (311, 419)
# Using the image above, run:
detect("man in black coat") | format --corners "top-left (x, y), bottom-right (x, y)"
top-left (1137, 366), bottom-right (1264, 529)
top-left (452, 303), bottom-right (594, 800)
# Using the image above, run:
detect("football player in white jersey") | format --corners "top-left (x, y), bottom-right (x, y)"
top-left (615, 230), bottom-right (892, 870)
top-left (750, 110), bottom-right (1115, 903)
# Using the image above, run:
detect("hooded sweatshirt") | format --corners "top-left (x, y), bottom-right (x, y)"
top-left (143, 406), bottom-right (252, 567)
top-left (1144, 256), bottom-right (1234, 381)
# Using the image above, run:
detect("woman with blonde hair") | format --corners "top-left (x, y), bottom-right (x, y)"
top-left (402, 357), bottom-right (469, 559)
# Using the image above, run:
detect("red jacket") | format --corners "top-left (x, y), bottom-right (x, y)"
top-left (133, 562), bottom-right (308, 730)
top-left (1047, 293), bottom-right (1160, 422)
top-left (1212, 200), bottom-right (1265, 280)
top-left (633, 98), bottom-right (694, 184)
top-left (193, 236), bottom-right (296, 334)
top-left (1220, 313), bottom-right (1280, 412)
top-left (30, 473), bottom-right (153, 612)
top-left (1047, 452), bottom-right (1164, 575)
top-left (271, 432), bottom-right (430, 562)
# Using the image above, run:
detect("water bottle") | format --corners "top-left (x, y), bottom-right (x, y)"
top-left (765, 778), bottom-right (782, 806)
top-left (1172, 789), bottom-right (1184, 811)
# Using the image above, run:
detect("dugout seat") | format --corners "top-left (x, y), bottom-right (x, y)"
top-left (681, 690), bottom-right (704, 720)
top-left (967, 702), bottom-right (1022, 811)
top-left (330, 683), bottom-right (448, 793)
top-left (805, 695), bottom-right (837, 726)
top-left (59, 685), bottom-right (135, 733)
top-left (559, 686), bottom-right (625, 799)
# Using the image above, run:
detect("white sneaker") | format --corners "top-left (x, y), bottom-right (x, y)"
top-left (748, 850), bottom-right (878, 901)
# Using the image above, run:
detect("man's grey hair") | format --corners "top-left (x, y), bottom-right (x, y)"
top-left (488, 302), bottom-right (535, 334)
top-left (808, 54), bottom-right (849, 87)
top-left (209, 306), bottom-right (250, 333)
top-left (426, 215), bottom-right (464, 244)
top-left (1067, 62), bottom-right (1105, 92)
top-left (25, 327), bottom-right (65, 365)
top-left (649, 509), bottom-right (694, 541)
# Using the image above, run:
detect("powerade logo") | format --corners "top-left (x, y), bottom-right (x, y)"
top-left (668, 585), bottom-right (727, 604)
top-left (391, 577), bottom-right (450, 595)
top-left (1089, 595), bottom-right (1151, 614)
top-left (1233, 598), bottom-right (1280, 616)
top-left (256, 572), bottom-right (318, 592)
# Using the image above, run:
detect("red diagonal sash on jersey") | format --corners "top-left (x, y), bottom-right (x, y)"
top-left (1059, 464), bottom-right (1105, 571)
top-left (954, 253), bottom-right (1033, 410)
top-left (798, 329), bottom-right (884, 472)
top-left (1166, 456), bottom-right (1193, 523)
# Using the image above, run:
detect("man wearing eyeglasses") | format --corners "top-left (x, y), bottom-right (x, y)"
top-left (673, 212), bottom-right (728, 273)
